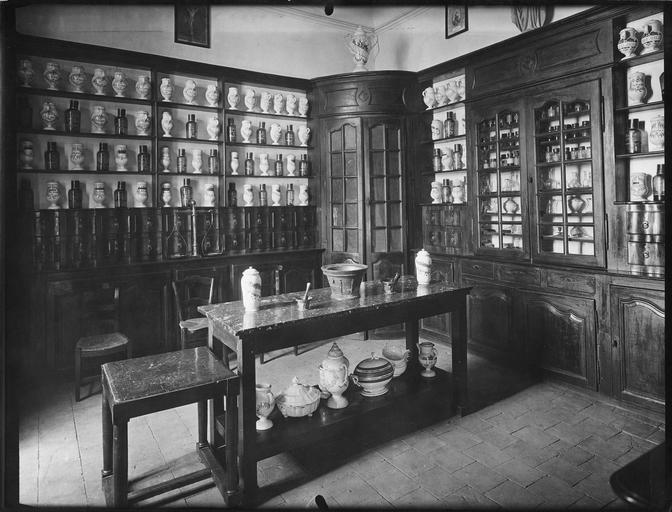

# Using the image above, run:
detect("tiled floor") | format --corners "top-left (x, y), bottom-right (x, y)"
top-left (18, 336), bottom-right (664, 509)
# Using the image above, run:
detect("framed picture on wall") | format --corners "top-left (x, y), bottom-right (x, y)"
top-left (445, 4), bottom-right (468, 39)
top-left (175, 4), bottom-right (210, 48)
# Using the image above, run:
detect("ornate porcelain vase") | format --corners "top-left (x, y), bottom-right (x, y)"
top-left (43, 62), bottom-right (61, 90)
top-left (241, 120), bottom-right (253, 143)
top-left (90, 105), bottom-right (108, 134)
top-left (269, 123), bottom-right (282, 145)
top-left (227, 87), bottom-right (239, 109)
top-left (417, 341), bottom-right (438, 378)
top-left (112, 71), bottom-right (128, 97)
top-left (203, 184), bottom-right (216, 207)
top-left (434, 84), bottom-right (448, 106)
top-left (260, 91), bottom-right (272, 113)
top-left (91, 68), bottom-right (107, 95)
top-left (93, 182), bottom-right (106, 208)
top-left (70, 143), bottom-right (85, 170)
top-left (431, 119), bottom-right (443, 140)
top-left (298, 185), bottom-right (309, 206)
top-left (20, 140), bottom-right (34, 169)
top-left (298, 126), bottom-right (311, 147)
top-left (135, 111), bottom-right (151, 136)
top-left (161, 182), bottom-right (172, 206)
top-left (430, 181), bottom-right (442, 204)
top-left (161, 111), bottom-right (173, 137)
top-left (46, 181), bottom-right (61, 209)
top-left (415, 248), bottom-right (432, 285)
top-left (205, 84), bottom-right (220, 107)
top-left (206, 116), bottom-right (221, 141)
top-left (422, 86), bottom-right (436, 109)
top-left (258, 153), bottom-right (270, 176)
top-left (191, 149), bottom-right (203, 174)
top-left (160, 77), bottom-right (173, 102)
top-left (241, 266), bottom-right (262, 311)
top-left (243, 184), bottom-right (254, 206)
top-left (134, 181), bottom-right (148, 207)
top-left (445, 81), bottom-right (460, 103)
top-left (244, 89), bottom-right (257, 111)
top-left (649, 114), bottom-right (665, 151)
top-left (286, 154), bottom-right (296, 176)
top-left (230, 152), bottom-right (239, 175)
top-left (318, 343), bottom-right (350, 409)
top-left (271, 184), bottom-right (281, 206)
top-left (273, 93), bottom-right (284, 115)
top-left (135, 75), bottom-right (151, 99)
top-left (286, 93), bottom-right (298, 115)
top-left (68, 65), bottom-right (86, 93)
top-left (160, 147), bottom-right (171, 172)
top-left (298, 97), bottom-right (309, 117)
top-left (40, 101), bottom-right (58, 130)
top-left (345, 25), bottom-right (378, 72)
top-left (183, 79), bottom-right (197, 104)
top-left (115, 145), bottom-right (128, 172)
top-left (628, 71), bottom-right (648, 104)
top-left (18, 59), bottom-right (35, 87)
top-left (255, 383), bottom-right (275, 431)
top-left (641, 19), bottom-right (663, 54)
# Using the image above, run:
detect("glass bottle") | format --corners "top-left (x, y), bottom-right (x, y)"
top-left (114, 181), bottom-right (127, 208)
top-left (137, 145), bottom-right (150, 173)
top-left (432, 148), bottom-right (442, 173)
top-left (245, 152), bottom-right (254, 176)
top-left (626, 118), bottom-right (641, 154)
top-left (259, 183), bottom-right (267, 206)
top-left (275, 153), bottom-right (283, 176)
top-left (454, 144), bottom-right (463, 169)
top-left (299, 154), bottom-right (310, 177)
top-left (96, 142), bottom-right (109, 172)
top-left (114, 108), bottom-right (127, 136)
top-left (64, 100), bottom-right (81, 133)
top-left (227, 118), bottom-right (236, 142)
top-left (180, 178), bottom-right (193, 207)
top-left (208, 149), bottom-right (220, 175)
top-left (286, 183), bottom-right (294, 205)
top-left (227, 182), bottom-right (238, 207)
top-left (19, 179), bottom-right (34, 211)
top-left (18, 97), bottom-right (32, 130)
top-left (176, 148), bottom-right (187, 174)
top-left (68, 180), bottom-right (76, 208)
top-left (442, 179), bottom-right (452, 204)
top-left (68, 180), bottom-right (82, 209)
top-left (444, 111), bottom-right (455, 137)
top-left (285, 124), bottom-right (295, 146)
top-left (652, 164), bottom-right (665, 201)
top-left (256, 121), bottom-right (266, 144)
top-left (45, 141), bottom-right (59, 171)
top-left (186, 114), bottom-right (197, 139)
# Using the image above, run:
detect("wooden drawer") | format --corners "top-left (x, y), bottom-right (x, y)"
top-left (461, 259), bottom-right (494, 279)
top-left (543, 269), bottom-right (596, 295)
top-left (496, 264), bottom-right (541, 287)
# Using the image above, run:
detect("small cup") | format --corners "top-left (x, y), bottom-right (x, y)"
top-left (382, 280), bottom-right (395, 294)
top-left (296, 297), bottom-right (311, 311)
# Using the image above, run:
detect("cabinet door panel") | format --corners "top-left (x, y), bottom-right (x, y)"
top-left (420, 260), bottom-right (455, 339)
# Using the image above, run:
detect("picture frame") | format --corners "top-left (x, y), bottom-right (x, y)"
top-left (175, 4), bottom-right (210, 48)
top-left (445, 4), bottom-right (468, 39)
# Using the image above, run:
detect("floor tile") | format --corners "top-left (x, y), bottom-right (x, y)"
top-left (426, 446), bottom-right (475, 473)
top-left (512, 425), bottom-right (559, 449)
top-left (365, 465), bottom-right (421, 502)
top-left (463, 440), bottom-right (514, 468)
top-left (415, 464), bottom-right (465, 498)
top-left (387, 447), bottom-right (437, 478)
top-left (485, 479), bottom-right (545, 508)
top-left (442, 484), bottom-right (500, 509)
top-left (526, 475), bottom-right (585, 508)
top-left (537, 455), bottom-right (591, 486)
top-left (451, 461), bottom-right (507, 493)
top-left (492, 458), bottom-right (545, 487)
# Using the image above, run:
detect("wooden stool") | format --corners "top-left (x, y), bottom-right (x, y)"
top-left (101, 346), bottom-right (239, 507)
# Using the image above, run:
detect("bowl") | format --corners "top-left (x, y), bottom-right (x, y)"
top-left (321, 263), bottom-right (368, 300)
top-left (382, 344), bottom-right (411, 378)
top-left (275, 377), bottom-right (321, 418)
top-left (351, 354), bottom-right (394, 397)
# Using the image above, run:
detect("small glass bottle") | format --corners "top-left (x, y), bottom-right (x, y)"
top-left (114, 108), bottom-right (127, 136)
top-left (227, 182), bottom-right (238, 207)
top-left (442, 179), bottom-right (452, 203)
top-left (208, 149), bottom-right (220, 175)
top-left (186, 114), bottom-right (197, 139)
top-left (299, 154), bottom-right (310, 177)
top-left (245, 152), bottom-right (254, 176)
top-left (45, 141), bottom-right (59, 171)
top-left (286, 183), bottom-right (294, 206)
top-left (19, 179), bottom-right (34, 211)
top-left (259, 183), bottom-right (268, 206)
top-left (285, 124), bottom-right (295, 146)
top-left (626, 118), bottom-right (641, 154)
top-left (18, 97), bottom-right (33, 130)
top-left (180, 178), bottom-right (193, 207)
top-left (96, 142), bottom-right (109, 172)
top-left (454, 144), bottom-right (463, 169)
top-left (444, 111), bottom-right (455, 137)
top-left (68, 180), bottom-right (82, 209)
top-left (256, 121), bottom-right (266, 144)
top-left (432, 148), bottom-right (442, 173)
top-left (114, 181), bottom-right (127, 208)
top-left (176, 148), bottom-right (187, 174)
top-left (64, 100), bottom-right (81, 133)
top-left (227, 118), bottom-right (236, 142)
top-left (275, 153), bottom-right (283, 176)
top-left (652, 164), bottom-right (665, 201)
top-left (137, 145), bottom-right (150, 173)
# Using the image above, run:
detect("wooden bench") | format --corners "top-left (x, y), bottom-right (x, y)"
top-left (101, 346), bottom-right (239, 507)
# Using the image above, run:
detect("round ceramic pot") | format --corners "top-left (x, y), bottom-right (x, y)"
top-left (112, 71), bottom-right (128, 97)
top-left (203, 184), bottom-right (216, 207)
top-left (422, 86), bottom-right (436, 109)
top-left (161, 182), bottom-right (172, 206)
top-left (205, 84), bottom-right (220, 107)
top-left (41, 101), bottom-right (58, 130)
top-left (318, 343), bottom-right (350, 409)
top-left (351, 354), bottom-right (394, 397)
top-left (628, 71), bottom-right (648, 104)
top-left (135, 110), bottom-right (151, 136)
top-left (183, 79), bottom-right (197, 104)
top-left (135, 75), bottom-right (151, 99)
top-left (382, 344), bottom-right (411, 378)
top-left (617, 27), bottom-right (639, 60)
top-left (91, 68), bottom-right (107, 95)
top-left (298, 97), bottom-right (310, 117)
top-left (90, 105), bottom-right (108, 134)
top-left (161, 111), bottom-right (173, 137)
top-left (68, 65), bottom-right (86, 93)
top-left (92, 182), bottom-right (106, 208)
top-left (43, 62), bottom-right (61, 90)
top-left (18, 59), bottom-right (35, 87)
top-left (160, 77), bottom-right (173, 102)
top-left (273, 93), bottom-right (285, 114)
top-left (134, 181), bottom-right (148, 207)
top-left (46, 181), bottom-right (61, 209)
top-left (648, 114), bottom-right (664, 150)
top-left (275, 377), bottom-right (320, 418)
top-left (241, 266), bottom-right (261, 311)
top-left (255, 383), bottom-right (275, 430)
top-left (206, 116), bottom-right (221, 141)
top-left (227, 87), bottom-right (239, 109)
top-left (415, 248), bottom-right (432, 285)
top-left (244, 89), bottom-right (257, 111)
top-left (70, 143), bottom-right (85, 170)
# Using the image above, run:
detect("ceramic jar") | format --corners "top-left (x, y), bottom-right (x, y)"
top-left (70, 143), bottom-right (85, 170)
top-left (258, 153), bottom-right (270, 176)
top-left (286, 93), bottom-right (298, 115)
top-left (452, 179), bottom-right (466, 204)
top-left (434, 84), bottom-right (448, 106)
top-left (260, 91), bottom-right (272, 113)
top-left (90, 105), bottom-right (107, 134)
top-left (298, 97), bottom-right (309, 117)
top-left (205, 84), bottom-right (220, 107)
top-left (115, 144), bottom-right (128, 172)
top-left (227, 86), bottom-right (239, 109)
top-left (243, 184), bottom-right (254, 206)
top-left (255, 383), bottom-right (275, 430)
top-left (382, 343), bottom-right (411, 378)
top-left (244, 89), bottom-right (257, 111)
top-left (135, 75), bottom-right (151, 99)
top-left (46, 181), bottom-right (61, 209)
top-left (161, 111), bottom-right (173, 137)
top-left (269, 123), bottom-right (282, 145)
top-left (20, 140), bottom-right (34, 169)
top-left (241, 266), bottom-right (261, 311)
top-left (161, 182), bottom-right (172, 206)
top-left (641, 19), bottom-right (663, 54)
top-left (241, 120), bottom-right (253, 143)
top-left (417, 341), bottom-right (438, 378)
top-left (442, 149), bottom-right (454, 171)
top-left (135, 111), bottom-right (151, 136)
top-left (160, 77), bottom-right (173, 102)
top-left (18, 59), bottom-right (35, 87)
top-left (275, 377), bottom-right (320, 418)
top-left (230, 151), bottom-right (240, 175)
top-left (134, 181), bottom-right (148, 207)
top-left (68, 65), bottom-right (86, 93)
top-left (628, 71), bottom-right (648, 104)
top-left (43, 62), bottom-right (61, 90)
top-left (298, 185), bottom-right (309, 206)
top-left (203, 183), bottom-right (216, 207)
top-left (111, 71), bottom-right (127, 97)
top-left (422, 86), bottom-right (436, 109)
top-left (415, 248), bottom-right (432, 285)
top-left (40, 101), bottom-right (58, 130)
top-left (271, 184), bottom-right (281, 206)
top-left (351, 354), bottom-right (394, 397)
top-left (445, 81), bottom-right (460, 103)
top-left (318, 343), bottom-right (350, 409)
top-left (649, 114), bottom-right (664, 151)
top-left (431, 119), bottom-right (443, 140)
top-left (191, 149), bottom-right (203, 174)
top-left (93, 182), bottom-right (106, 208)
top-left (91, 68), bottom-right (107, 95)
top-left (456, 79), bottom-right (466, 100)
top-left (298, 126), bottom-right (311, 147)
top-left (286, 154), bottom-right (296, 176)
top-left (630, 172), bottom-right (651, 201)
top-left (206, 116), bottom-right (221, 141)
top-left (273, 93), bottom-right (284, 115)
top-left (346, 26), bottom-right (377, 72)
top-left (183, 79), bottom-right (197, 104)
top-left (430, 181), bottom-right (442, 204)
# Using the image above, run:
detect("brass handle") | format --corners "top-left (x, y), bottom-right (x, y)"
top-left (641, 221), bottom-right (649, 229)
top-left (643, 250), bottom-right (650, 259)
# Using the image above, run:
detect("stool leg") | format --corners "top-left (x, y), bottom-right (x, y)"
top-left (225, 390), bottom-right (239, 496)
top-left (112, 422), bottom-right (128, 508)
top-left (74, 348), bottom-right (81, 402)
top-left (101, 387), bottom-right (113, 477)
top-left (197, 400), bottom-right (207, 448)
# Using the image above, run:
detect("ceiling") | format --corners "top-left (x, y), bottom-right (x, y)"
top-left (274, 5), bottom-right (426, 31)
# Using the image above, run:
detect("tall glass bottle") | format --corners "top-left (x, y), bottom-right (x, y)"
top-left (299, 154), bottom-right (310, 177)
top-left (45, 141), bottom-right (59, 171)
top-left (256, 121), bottom-right (266, 144)
top-left (227, 118), bottom-right (236, 142)
top-left (444, 111), bottom-right (455, 137)
top-left (227, 183), bottom-right (238, 207)
top-left (286, 183), bottom-right (294, 206)
top-left (432, 148), bottom-right (442, 173)
top-left (626, 118), bottom-right (641, 154)
top-left (180, 178), bottom-right (193, 206)
top-left (114, 108), bottom-right (127, 136)
top-left (245, 152), bottom-right (254, 176)
top-left (114, 181), bottom-right (127, 208)
top-left (96, 142), bottom-right (109, 171)
top-left (176, 148), bottom-right (187, 173)
top-left (275, 153), bottom-right (283, 176)
top-left (68, 180), bottom-right (82, 209)
top-left (208, 149), bottom-right (220, 175)
top-left (285, 124), bottom-right (295, 146)
top-left (137, 145), bottom-right (150, 173)
top-left (186, 114), bottom-right (197, 139)
top-left (259, 184), bottom-right (267, 206)
top-left (64, 100), bottom-right (81, 133)
top-left (652, 164), bottom-right (665, 201)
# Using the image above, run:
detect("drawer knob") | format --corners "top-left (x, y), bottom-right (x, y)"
top-left (473, 265), bottom-right (480, 270)
top-left (641, 221), bottom-right (649, 229)
top-left (643, 250), bottom-right (650, 259)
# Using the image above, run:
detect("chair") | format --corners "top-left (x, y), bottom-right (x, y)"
top-left (172, 276), bottom-right (215, 350)
top-left (74, 284), bottom-right (131, 402)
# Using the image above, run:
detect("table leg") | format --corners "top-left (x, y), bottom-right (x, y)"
top-left (197, 400), bottom-right (207, 448)
top-left (225, 385), bottom-right (239, 497)
top-left (101, 378), bottom-right (112, 478)
top-left (238, 338), bottom-right (258, 505)
top-left (405, 319), bottom-right (420, 372)
top-left (451, 300), bottom-right (468, 416)
top-left (112, 421), bottom-right (128, 508)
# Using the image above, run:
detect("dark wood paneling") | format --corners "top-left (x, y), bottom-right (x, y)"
top-left (420, 258), bottom-right (455, 342)
top-left (496, 264), bottom-right (541, 287)
top-left (543, 269), bottom-right (596, 295)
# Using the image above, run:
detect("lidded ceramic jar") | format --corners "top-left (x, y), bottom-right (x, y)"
top-left (135, 75), bottom-right (151, 99)
top-left (628, 71), bottom-right (648, 104)
top-left (134, 181), bottom-right (148, 207)
top-left (46, 181), bottom-right (61, 209)
top-left (244, 88), bottom-right (257, 111)
top-left (269, 123), bottom-right (282, 145)
top-left (112, 71), bottom-right (128, 97)
top-left (160, 77), bottom-right (173, 102)
top-left (351, 354), bottom-right (394, 397)
top-left (641, 19), bottom-right (663, 54)
top-left (318, 342), bottom-right (350, 409)
top-left (227, 86), bottom-right (239, 109)
top-left (161, 111), bottom-right (173, 137)
top-left (135, 110), bottom-right (151, 136)
top-left (70, 143), bottom-right (85, 170)
top-left (68, 65), bottom-right (86, 93)
top-left (415, 249), bottom-right (432, 285)
top-left (241, 266), bottom-right (261, 311)
top-left (649, 114), bottom-right (664, 151)
top-left (206, 115), bottom-right (221, 141)
top-left (90, 105), bottom-right (108, 134)
top-left (241, 120), bottom-right (253, 143)
top-left (258, 153), bottom-right (270, 176)
top-left (115, 144), bottom-right (128, 172)
top-left (286, 93), bottom-right (298, 115)
top-left (91, 68), bottom-right (107, 95)
top-left (43, 62), bottom-right (61, 90)
top-left (260, 91), bottom-right (272, 113)
top-left (273, 93), bottom-right (284, 114)
top-left (205, 84), bottom-right (220, 107)
top-left (18, 59), bottom-right (35, 87)
top-left (92, 182), bottom-right (106, 208)
top-left (203, 183), bottom-right (216, 207)
top-left (275, 377), bottom-right (321, 418)
top-left (617, 27), bottom-right (639, 60)
top-left (183, 78), bottom-right (197, 104)
top-left (191, 149), bottom-right (203, 174)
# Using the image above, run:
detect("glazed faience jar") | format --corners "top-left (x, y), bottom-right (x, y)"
top-left (70, 143), bottom-right (85, 170)
top-left (271, 184), bottom-right (281, 206)
top-left (91, 68), bottom-right (108, 95)
top-left (273, 93), bottom-right (284, 115)
top-left (298, 97), bottom-right (310, 117)
top-left (258, 153), bottom-right (270, 176)
top-left (641, 19), bottom-right (663, 54)
top-left (286, 154), bottom-right (296, 176)
top-left (431, 119), bottom-right (443, 140)
top-left (227, 86), bottom-right (239, 109)
top-left (260, 91), bottom-right (272, 113)
top-left (452, 179), bottom-right (466, 204)
top-left (134, 181), bottom-right (148, 207)
top-left (648, 114), bottom-right (664, 151)
top-left (40, 101), bottom-right (58, 130)
top-left (111, 71), bottom-right (128, 97)
top-left (206, 116), bottom-right (221, 141)
top-left (241, 266), bottom-right (262, 311)
top-left (90, 105), bottom-right (108, 134)
top-left (203, 183), bottom-right (216, 207)
top-left (183, 79), bottom-right (197, 104)
top-left (269, 123), bottom-right (282, 145)
top-left (134, 111), bottom-right (151, 136)
top-left (630, 172), bottom-right (651, 201)
top-left (286, 93), bottom-right (298, 115)
top-left (422, 86), bottom-right (436, 109)
top-left (191, 149), bottom-right (203, 174)
top-left (18, 59), bottom-right (35, 87)
top-left (230, 151), bottom-right (239, 175)
top-left (205, 84), bottom-right (220, 107)
top-left (351, 354), bottom-right (394, 397)
top-left (161, 182), bottom-right (172, 206)
top-left (43, 62), bottom-right (61, 90)
top-left (115, 144), bottom-right (128, 172)
top-left (255, 383), bottom-right (275, 430)
top-left (160, 77), bottom-right (173, 102)
top-left (20, 140), bottom-right (34, 169)
top-left (68, 65), bottom-right (86, 93)
top-left (135, 75), bottom-right (151, 99)
top-left (243, 184), bottom-right (254, 206)
top-left (244, 88), bottom-right (257, 111)
top-left (430, 181), bottom-right (442, 204)
top-left (441, 149), bottom-right (454, 171)
top-left (445, 80), bottom-right (460, 103)
top-left (318, 343), bottom-right (350, 408)
top-left (298, 184), bottom-right (309, 206)
top-left (415, 248), bottom-right (432, 285)
top-left (298, 126), bottom-right (311, 147)
top-left (345, 26), bottom-right (377, 72)
top-left (275, 377), bottom-right (321, 418)
top-left (434, 84), bottom-right (448, 106)
top-left (92, 182), bottom-right (106, 208)
top-left (628, 71), bottom-right (648, 104)
top-left (417, 342), bottom-right (438, 378)
top-left (240, 120), bottom-right (253, 143)
top-left (161, 111), bottom-right (173, 137)
top-left (46, 181), bottom-right (61, 209)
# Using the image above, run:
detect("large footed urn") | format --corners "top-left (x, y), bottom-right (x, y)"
top-left (40, 101), bottom-right (58, 130)
top-left (318, 343), bottom-right (350, 409)
top-left (68, 65), bottom-right (86, 93)
top-left (112, 71), bottom-right (128, 97)
top-left (345, 26), bottom-right (378, 72)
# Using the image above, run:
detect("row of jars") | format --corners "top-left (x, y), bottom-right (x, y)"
top-left (538, 119), bottom-right (590, 134)
top-left (430, 112), bottom-right (463, 140)
top-left (540, 167), bottom-right (593, 190)
top-left (429, 178), bottom-right (466, 204)
top-left (617, 19), bottom-right (663, 60)
top-left (42, 180), bottom-right (153, 209)
top-left (542, 145), bottom-right (592, 163)
top-left (229, 152), bottom-right (310, 177)
top-left (481, 151), bottom-right (521, 169)
top-left (421, 79), bottom-right (465, 109)
top-left (231, 120), bottom-right (311, 146)
top-left (479, 174), bottom-right (521, 195)
top-left (226, 87), bottom-right (309, 116)
top-left (539, 102), bottom-right (590, 121)
top-left (238, 183), bottom-right (310, 207)
top-left (432, 146), bottom-right (465, 172)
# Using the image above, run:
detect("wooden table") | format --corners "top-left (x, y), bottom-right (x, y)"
top-left (200, 278), bottom-right (471, 504)
top-left (609, 442), bottom-right (669, 509)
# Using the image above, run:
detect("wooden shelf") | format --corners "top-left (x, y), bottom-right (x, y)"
top-left (615, 100), bottom-right (664, 114)
top-left (18, 129), bottom-right (153, 140)
top-left (224, 108), bottom-right (310, 121)
top-left (17, 87), bottom-right (153, 106)
top-left (158, 136), bottom-right (222, 144)
top-left (614, 49), bottom-right (664, 68)
top-left (225, 174), bottom-right (313, 179)
top-left (615, 151), bottom-right (665, 159)
top-left (423, 100), bottom-right (465, 114)
top-left (226, 141), bottom-right (313, 150)
top-left (19, 168), bottom-right (154, 175)
top-left (157, 100), bottom-right (219, 112)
